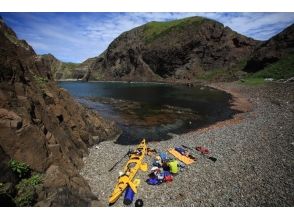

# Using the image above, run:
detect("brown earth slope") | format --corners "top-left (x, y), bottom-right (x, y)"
top-left (0, 17), bottom-right (119, 206)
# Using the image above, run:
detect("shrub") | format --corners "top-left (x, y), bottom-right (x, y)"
top-left (33, 75), bottom-right (48, 87)
top-left (15, 174), bottom-right (43, 207)
top-left (8, 159), bottom-right (30, 178)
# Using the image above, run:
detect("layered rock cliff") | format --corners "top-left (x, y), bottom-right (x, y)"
top-left (38, 54), bottom-right (82, 80)
top-left (81, 16), bottom-right (259, 81)
top-left (244, 24), bottom-right (294, 73)
top-left (0, 18), bottom-right (118, 206)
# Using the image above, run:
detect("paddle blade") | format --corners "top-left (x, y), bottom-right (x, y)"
top-left (208, 157), bottom-right (217, 162)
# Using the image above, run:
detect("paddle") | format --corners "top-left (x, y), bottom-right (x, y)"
top-left (108, 149), bottom-right (131, 172)
top-left (181, 145), bottom-right (217, 162)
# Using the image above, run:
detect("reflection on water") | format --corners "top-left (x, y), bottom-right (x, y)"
top-left (58, 81), bottom-right (236, 145)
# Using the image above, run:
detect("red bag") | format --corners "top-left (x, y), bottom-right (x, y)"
top-left (195, 146), bottom-right (209, 154)
top-left (164, 175), bottom-right (173, 182)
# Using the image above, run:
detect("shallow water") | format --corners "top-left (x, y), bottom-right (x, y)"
top-left (58, 81), bottom-right (236, 145)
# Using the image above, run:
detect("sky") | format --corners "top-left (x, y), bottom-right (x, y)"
top-left (1, 12), bottom-right (294, 63)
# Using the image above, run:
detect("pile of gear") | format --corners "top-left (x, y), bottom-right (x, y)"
top-left (146, 147), bottom-right (192, 185)
top-left (108, 139), bottom-right (217, 207)
top-left (146, 145), bottom-right (217, 186)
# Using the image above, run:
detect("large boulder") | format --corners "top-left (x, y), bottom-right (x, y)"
top-left (0, 108), bottom-right (23, 129)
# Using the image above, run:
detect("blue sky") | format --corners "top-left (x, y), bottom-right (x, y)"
top-left (1, 12), bottom-right (293, 63)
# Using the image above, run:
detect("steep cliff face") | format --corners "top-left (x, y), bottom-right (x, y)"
top-left (0, 18), bottom-right (119, 206)
top-left (84, 17), bottom-right (258, 81)
top-left (244, 24), bottom-right (294, 72)
top-left (39, 54), bottom-right (83, 80)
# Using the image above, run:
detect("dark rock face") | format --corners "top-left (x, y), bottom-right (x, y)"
top-left (244, 24), bottom-right (294, 72)
top-left (84, 17), bottom-right (258, 81)
top-left (39, 54), bottom-right (84, 80)
top-left (0, 18), bottom-right (119, 206)
top-left (0, 182), bottom-right (16, 207)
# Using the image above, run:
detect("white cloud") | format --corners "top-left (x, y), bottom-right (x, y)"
top-left (3, 13), bottom-right (293, 62)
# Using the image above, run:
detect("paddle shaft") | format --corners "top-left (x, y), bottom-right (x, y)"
top-left (108, 150), bottom-right (130, 172)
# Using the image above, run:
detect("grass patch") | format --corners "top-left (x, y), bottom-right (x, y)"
top-left (33, 75), bottom-right (48, 87)
top-left (253, 54), bottom-right (294, 79)
top-left (240, 77), bottom-right (265, 86)
top-left (4, 31), bottom-right (31, 50)
top-left (200, 59), bottom-right (248, 81)
top-left (143, 17), bottom-right (205, 43)
top-left (7, 159), bottom-right (43, 206)
top-left (9, 159), bottom-right (30, 178)
top-left (61, 62), bottom-right (79, 71)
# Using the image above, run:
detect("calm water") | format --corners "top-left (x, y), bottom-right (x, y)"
top-left (58, 81), bottom-right (236, 145)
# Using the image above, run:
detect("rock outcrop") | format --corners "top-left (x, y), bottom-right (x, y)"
top-left (38, 54), bottom-right (84, 80)
top-left (0, 17), bottom-right (119, 206)
top-left (80, 16), bottom-right (259, 81)
top-left (244, 24), bottom-right (294, 72)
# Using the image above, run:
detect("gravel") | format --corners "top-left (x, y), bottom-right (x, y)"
top-left (80, 82), bottom-right (294, 207)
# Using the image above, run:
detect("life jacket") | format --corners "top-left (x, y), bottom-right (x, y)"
top-left (167, 160), bottom-right (179, 174)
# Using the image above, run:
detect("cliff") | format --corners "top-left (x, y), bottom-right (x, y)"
top-left (0, 18), bottom-right (119, 206)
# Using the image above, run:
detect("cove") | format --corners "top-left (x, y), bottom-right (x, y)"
top-left (58, 81), bottom-right (237, 145)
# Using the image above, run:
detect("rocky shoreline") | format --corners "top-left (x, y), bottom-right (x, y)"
top-left (80, 81), bottom-right (294, 207)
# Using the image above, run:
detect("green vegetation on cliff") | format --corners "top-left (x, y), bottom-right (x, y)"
top-left (200, 59), bottom-right (248, 81)
top-left (240, 77), bottom-right (265, 86)
top-left (252, 54), bottom-right (294, 79)
top-left (58, 62), bottom-right (79, 79)
top-left (15, 174), bottom-right (43, 207)
top-left (7, 159), bottom-right (43, 207)
top-left (9, 159), bottom-right (30, 178)
top-left (143, 16), bottom-right (205, 43)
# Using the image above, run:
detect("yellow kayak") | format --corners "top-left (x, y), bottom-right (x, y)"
top-left (108, 139), bottom-right (148, 205)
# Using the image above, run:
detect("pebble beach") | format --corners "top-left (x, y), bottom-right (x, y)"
top-left (80, 82), bottom-right (294, 207)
